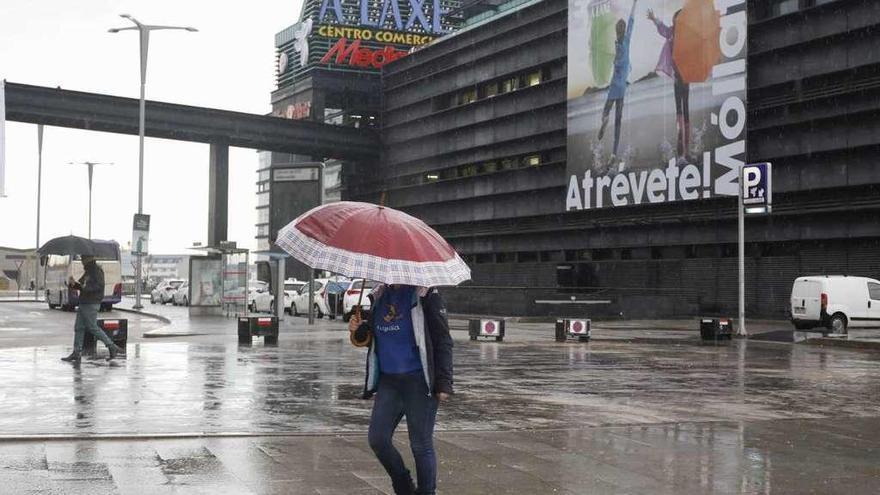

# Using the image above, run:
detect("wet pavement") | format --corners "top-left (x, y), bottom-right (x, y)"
top-left (1, 417), bottom-right (878, 494)
top-left (0, 301), bottom-right (164, 349)
top-left (2, 302), bottom-right (880, 492)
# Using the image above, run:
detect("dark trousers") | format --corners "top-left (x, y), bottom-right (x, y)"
top-left (74, 303), bottom-right (114, 353)
top-left (368, 371), bottom-right (439, 495)
top-left (674, 74), bottom-right (691, 157)
top-left (601, 97), bottom-right (625, 156)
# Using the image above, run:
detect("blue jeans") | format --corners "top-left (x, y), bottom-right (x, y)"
top-left (368, 371), bottom-right (439, 495)
top-left (74, 303), bottom-right (114, 353)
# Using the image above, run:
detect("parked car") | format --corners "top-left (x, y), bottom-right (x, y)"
top-left (322, 280), bottom-right (350, 320)
top-left (291, 278), bottom-right (331, 318)
top-left (341, 279), bottom-right (378, 322)
top-left (172, 280), bottom-right (190, 306)
top-left (251, 279), bottom-right (307, 314)
top-left (790, 276), bottom-right (880, 334)
top-left (247, 281), bottom-right (269, 312)
top-left (151, 279), bottom-right (185, 305)
top-left (283, 279), bottom-right (306, 314)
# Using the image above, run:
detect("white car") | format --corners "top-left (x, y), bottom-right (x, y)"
top-left (291, 278), bottom-right (331, 318)
top-left (247, 281), bottom-right (269, 312)
top-left (152, 278), bottom-right (185, 304)
top-left (341, 279), bottom-right (378, 322)
top-left (172, 280), bottom-right (190, 306)
top-left (251, 279), bottom-right (307, 314)
top-left (791, 276), bottom-right (880, 334)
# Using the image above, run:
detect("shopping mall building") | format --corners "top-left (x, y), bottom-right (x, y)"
top-left (259, 0), bottom-right (880, 318)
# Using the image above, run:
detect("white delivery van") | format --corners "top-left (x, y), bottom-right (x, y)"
top-left (790, 276), bottom-right (880, 334)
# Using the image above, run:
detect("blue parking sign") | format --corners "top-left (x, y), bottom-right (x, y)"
top-left (742, 163), bottom-right (772, 211)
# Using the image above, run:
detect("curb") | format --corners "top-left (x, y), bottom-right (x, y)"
top-left (802, 337), bottom-right (880, 351)
top-left (114, 307), bottom-right (172, 325)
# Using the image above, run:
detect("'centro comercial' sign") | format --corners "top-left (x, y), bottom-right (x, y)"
top-left (277, 0), bottom-right (459, 77)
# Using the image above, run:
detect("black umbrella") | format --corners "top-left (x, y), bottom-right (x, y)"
top-left (38, 235), bottom-right (102, 257)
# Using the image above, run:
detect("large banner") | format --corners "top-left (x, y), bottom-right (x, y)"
top-left (1, 79), bottom-right (6, 198)
top-left (566, 0), bottom-right (747, 210)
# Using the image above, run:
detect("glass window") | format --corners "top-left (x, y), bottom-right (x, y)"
top-left (481, 161), bottom-right (498, 173)
top-left (459, 164), bottom-right (478, 177)
top-left (527, 71), bottom-right (542, 87)
top-left (482, 83), bottom-right (498, 98)
top-left (256, 208), bottom-right (269, 224)
top-left (525, 155), bottom-right (542, 167)
top-left (501, 77), bottom-right (519, 94)
top-left (459, 88), bottom-right (477, 105)
top-left (869, 283), bottom-right (880, 301)
top-left (773, 0), bottom-right (799, 16)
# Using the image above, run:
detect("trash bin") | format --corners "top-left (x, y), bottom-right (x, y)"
top-left (555, 318), bottom-right (591, 342)
top-left (238, 316), bottom-right (279, 345)
top-left (700, 318), bottom-right (733, 340)
top-left (83, 319), bottom-right (128, 355)
top-left (468, 319), bottom-right (504, 342)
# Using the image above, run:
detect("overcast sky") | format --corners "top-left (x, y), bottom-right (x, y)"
top-left (0, 0), bottom-right (302, 253)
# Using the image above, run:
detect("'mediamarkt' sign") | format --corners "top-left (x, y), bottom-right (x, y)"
top-left (319, 0), bottom-right (451, 35)
top-left (565, 0), bottom-right (747, 210)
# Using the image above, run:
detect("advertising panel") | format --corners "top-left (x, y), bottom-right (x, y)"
top-left (131, 214), bottom-right (150, 256)
top-left (190, 257), bottom-right (222, 307)
top-left (0, 79), bottom-right (6, 197)
top-left (566, 0), bottom-right (747, 211)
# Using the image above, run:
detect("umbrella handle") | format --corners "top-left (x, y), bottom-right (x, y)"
top-left (350, 279), bottom-right (372, 347)
top-left (354, 279), bottom-right (367, 320)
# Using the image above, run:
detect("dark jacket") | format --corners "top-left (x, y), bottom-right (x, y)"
top-left (73, 262), bottom-right (105, 304)
top-left (359, 285), bottom-right (454, 399)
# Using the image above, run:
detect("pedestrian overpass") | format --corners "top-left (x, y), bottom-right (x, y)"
top-left (4, 82), bottom-right (379, 245)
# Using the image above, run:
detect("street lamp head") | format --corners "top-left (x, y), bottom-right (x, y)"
top-left (108, 28), bottom-right (120, 33)
top-left (185, 27), bottom-right (198, 32)
top-left (120, 13), bottom-right (132, 19)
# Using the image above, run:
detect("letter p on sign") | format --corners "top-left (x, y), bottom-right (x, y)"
top-left (741, 162), bottom-right (772, 213)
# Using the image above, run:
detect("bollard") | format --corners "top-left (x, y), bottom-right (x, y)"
top-left (700, 318), bottom-right (733, 341)
top-left (555, 318), bottom-right (591, 342)
top-left (468, 318), bottom-right (504, 342)
top-left (238, 316), bottom-right (279, 345)
top-left (83, 319), bottom-right (128, 356)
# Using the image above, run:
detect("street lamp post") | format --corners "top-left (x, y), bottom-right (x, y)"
top-left (109, 14), bottom-right (197, 310)
top-left (69, 161), bottom-right (113, 239)
top-left (34, 125), bottom-right (43, 301)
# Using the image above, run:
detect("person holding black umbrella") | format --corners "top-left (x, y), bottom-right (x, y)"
top-left (61, 254), bottom-right (124, 363)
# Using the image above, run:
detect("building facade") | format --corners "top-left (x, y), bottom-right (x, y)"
top-left (256, 0), bottom-right (463, 279)
top-left (0, 246), bottom-right (38, 291)
top-left (348, 0), bottom-right (880, 318)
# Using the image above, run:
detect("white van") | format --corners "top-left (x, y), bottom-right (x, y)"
top-left (790, 276), bottom-right (880, 334)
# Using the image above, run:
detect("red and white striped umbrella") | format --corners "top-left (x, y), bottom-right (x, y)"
top-left (276, 201), bottom-right (471, 287)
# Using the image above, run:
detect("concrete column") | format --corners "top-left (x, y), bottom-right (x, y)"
top-left (208, 143), bottom-right (229, 246)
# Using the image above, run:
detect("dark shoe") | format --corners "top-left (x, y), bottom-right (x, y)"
top-left (61, 352), bottom-right (81, 363)
top-left (107, 344), bottom-right (124, 361)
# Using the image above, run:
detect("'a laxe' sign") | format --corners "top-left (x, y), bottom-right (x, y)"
top-left (318, 0), bottom-right (452, 35)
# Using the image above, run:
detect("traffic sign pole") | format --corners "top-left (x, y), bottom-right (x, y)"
top-left (737, 163), bottom-right (773, 337)
top-left (737, 165), bottom-right (746, 337)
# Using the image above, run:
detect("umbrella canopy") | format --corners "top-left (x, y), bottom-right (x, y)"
top-left (38, 235), bottom-right (102, 257)
top-left (672, 0), bottom-right (721, 84)
top-left (276, 202), bottom-right (471, 287)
